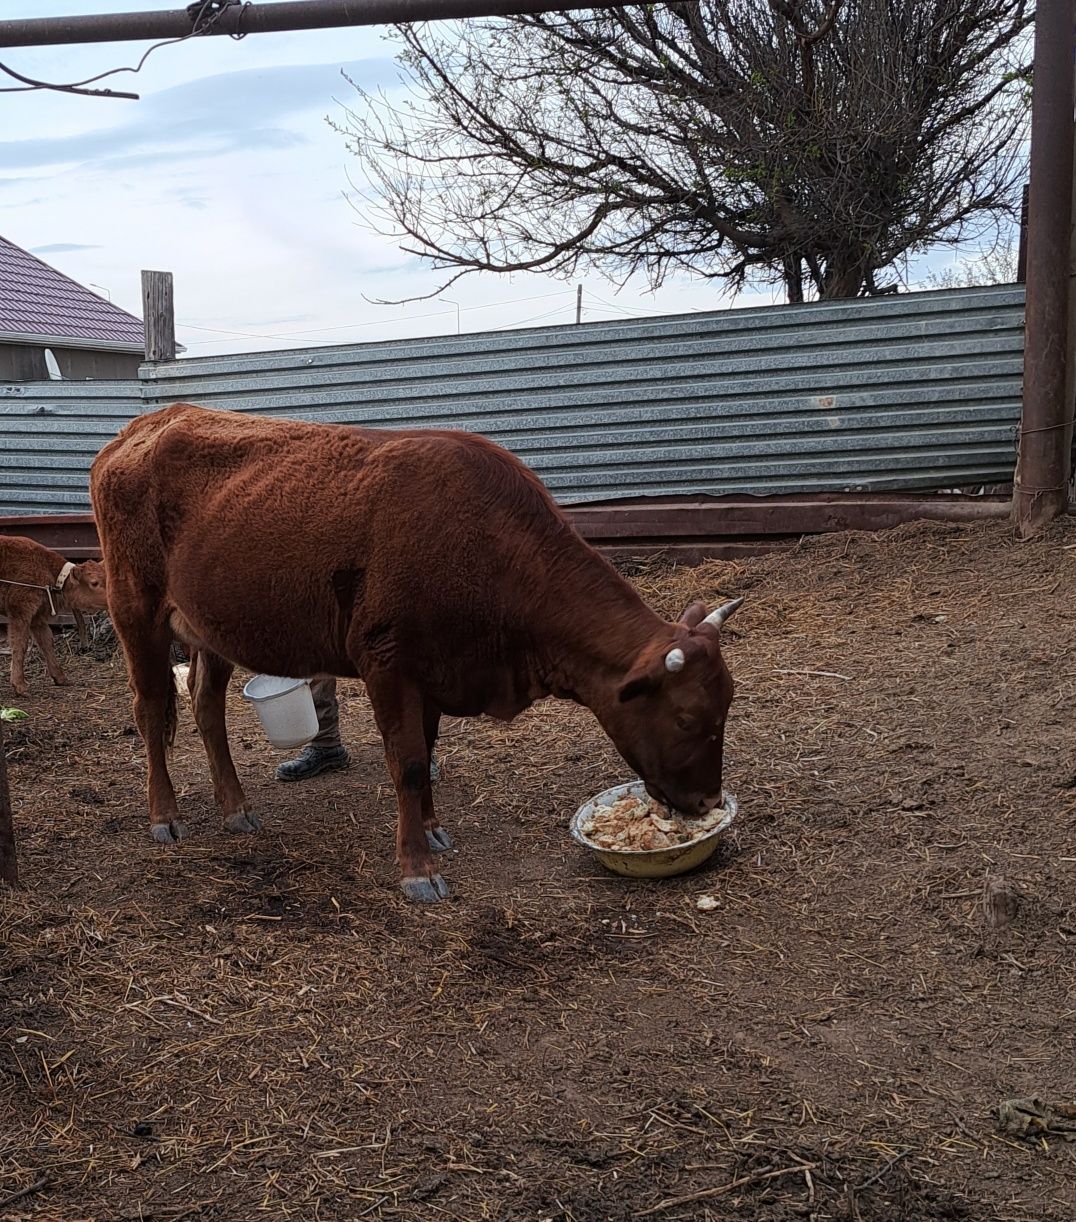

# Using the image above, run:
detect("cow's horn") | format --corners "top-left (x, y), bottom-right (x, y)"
top-left (664, 647), bottom-right (686, 673)
top-left (701, 597), bottom-right (744, 630)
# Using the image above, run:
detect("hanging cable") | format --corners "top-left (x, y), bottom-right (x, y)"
top-left (0, 2), bottom-right (250, 100)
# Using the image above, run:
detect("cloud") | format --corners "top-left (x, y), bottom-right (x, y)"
top-left (0, 59), bottom-right (394, 173)
top-left (29, 242), bottom-right (102, 253)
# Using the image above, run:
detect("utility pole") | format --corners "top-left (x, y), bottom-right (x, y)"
top-left (1011, 0), bottom-right (1075, 536)
top-left (575, 285), bottom-right (583, 324)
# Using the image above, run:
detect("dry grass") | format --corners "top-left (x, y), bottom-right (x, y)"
top-left (2, 517), bottom-right (1076, 1220)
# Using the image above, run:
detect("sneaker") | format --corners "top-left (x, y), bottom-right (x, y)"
top-left (276, 744), bottom-right (350, 782)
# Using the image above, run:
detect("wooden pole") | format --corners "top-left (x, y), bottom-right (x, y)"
top-left (0, 720), bottom-right (17, 885)
top-left (141, 270), bottom-right (176, 363)
top-left (1011, 0), bottom-right (1075, 536)
top-left (576, 285), bottom-right (583, 324)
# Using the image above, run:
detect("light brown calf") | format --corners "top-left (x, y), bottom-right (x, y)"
top-left (0, 535), bottom-right (108, 696)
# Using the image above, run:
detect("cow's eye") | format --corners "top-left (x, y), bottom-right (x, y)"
top-left (676, 715), bottom-right (696, 732)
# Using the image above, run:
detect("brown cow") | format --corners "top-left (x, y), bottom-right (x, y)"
top-left (0, 536), bottom-right (108, 696)
top-left (91, 403), bottom-right (743, 903)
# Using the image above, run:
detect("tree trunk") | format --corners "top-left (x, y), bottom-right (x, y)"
top-left (784, 255), bottom-right (805, 304)
top-left (820, 260), bottom-right (869, 299)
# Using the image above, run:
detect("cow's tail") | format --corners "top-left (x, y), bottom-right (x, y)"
top-left (164, 663), bottom-right (179, 751)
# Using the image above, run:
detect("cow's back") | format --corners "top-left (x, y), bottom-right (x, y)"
top-left (90, 403), bottom-right (578, 692)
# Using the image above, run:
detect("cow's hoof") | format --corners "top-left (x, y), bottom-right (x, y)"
top-left (225, 811), bottom-right (262, 835)
top-left (52, 675), bottom-right (68, 687)
top-left (151, 820), bottom-right (188, 844)
top-left (401, 874), bottom-right (450, 903)
top-left (426, 826), bottom-right (454, 853)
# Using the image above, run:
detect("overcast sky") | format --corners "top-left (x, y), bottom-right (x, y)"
top-left (1, 0), bottom-right (964, 357)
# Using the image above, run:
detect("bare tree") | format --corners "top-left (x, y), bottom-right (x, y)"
top-left (923, 241), bottom-right (1020, 289)
top-left (339, 0), bottom-right (1031, 303)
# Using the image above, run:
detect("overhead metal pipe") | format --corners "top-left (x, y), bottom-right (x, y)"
top-left (0, 0), bottom-right (636, 47)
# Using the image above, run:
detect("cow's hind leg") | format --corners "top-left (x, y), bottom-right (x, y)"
top-left (365, 671), bottom-right (449, 903)
top-left (114, 606), bottom-right (187, 843)
top-left (423, 701), bottom-right (452, 853)
top-left (187, 650), bottom-right (260, 834)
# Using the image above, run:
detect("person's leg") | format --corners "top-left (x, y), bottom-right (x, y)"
top-left (310, 677), bottom-right (342, 749)
top-left (276, 677), bottom-right (350, 781)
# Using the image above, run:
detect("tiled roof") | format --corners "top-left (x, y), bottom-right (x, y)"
top-left (0, 233), bottom-right (143, 350)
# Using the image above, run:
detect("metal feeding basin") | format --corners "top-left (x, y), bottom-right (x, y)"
top-left (570, 780), bottom-right (738, 879)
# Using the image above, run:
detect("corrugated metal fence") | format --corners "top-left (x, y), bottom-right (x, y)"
top-left (0, 380), bottom-right (142, 514)
top-left (0, 284), bottom-right (1025, 515)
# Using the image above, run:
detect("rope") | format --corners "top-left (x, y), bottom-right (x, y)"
top-left (1017, 421), bottom-right (1073, 437)
top-left (0, 578), bottom-right (59, 615)
top-left (0, 565), bottom-right (73, 616)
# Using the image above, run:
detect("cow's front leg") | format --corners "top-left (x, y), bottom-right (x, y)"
top-left (31, 616), bottom-right (67, 687)
top-left (187, 650), bottom-right (260, 835)
top-left (365, 672), bottom-right (448, 903)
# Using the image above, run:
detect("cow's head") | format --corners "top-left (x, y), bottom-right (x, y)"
top-left (604, 597), bottom-right (742, 817)
top-left (62, 560), bottom-right (108, 611)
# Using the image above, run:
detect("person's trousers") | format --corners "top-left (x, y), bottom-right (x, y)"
top-left (310, 676), bottom-right (342, 749)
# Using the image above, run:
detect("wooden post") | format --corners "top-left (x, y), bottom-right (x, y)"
top-left (141, 269), bottom-right (176, 362)
top-left (0, 720), bottom-right (17, 885)
top-left (1066, 82), bottom-right (1076, 506)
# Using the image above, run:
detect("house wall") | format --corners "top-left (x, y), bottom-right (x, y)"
top-left (0, 342), bottom-right (141, 382)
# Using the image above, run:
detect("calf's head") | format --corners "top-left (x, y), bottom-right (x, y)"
top-left (62, 560), bottom-right (108, 611)
top-left (604, 598), bottom-right (743, 816)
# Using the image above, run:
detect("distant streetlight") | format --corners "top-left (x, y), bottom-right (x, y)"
top-left (441, 298), bottom-right (461, 334)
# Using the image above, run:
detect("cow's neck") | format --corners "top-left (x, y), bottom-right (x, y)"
top-left (527, 539), bottom-right (664, 706)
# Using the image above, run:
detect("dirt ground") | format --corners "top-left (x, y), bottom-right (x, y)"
top-left (1, 516), bottom-right (1075, 1221)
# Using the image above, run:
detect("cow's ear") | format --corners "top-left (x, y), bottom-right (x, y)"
top-left (678, 601), bottom-right (708, 628)
top-left (618, 674), bottom-right (657, 703)
top-left (618, 658), bottom-right (663, 703)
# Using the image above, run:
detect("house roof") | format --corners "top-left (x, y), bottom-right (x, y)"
top-left (0, 233), bottom-right (144, 353)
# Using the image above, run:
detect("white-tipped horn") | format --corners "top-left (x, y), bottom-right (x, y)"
top-left (701, 596), bottom-right (744, 630)
top-left (664, 647), bottom-right (686, 673)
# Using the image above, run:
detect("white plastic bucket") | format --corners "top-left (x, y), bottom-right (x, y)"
top-left (242, 675), bottom-right (318, 749)
top-left (173, 663), bottom-right (191, 702)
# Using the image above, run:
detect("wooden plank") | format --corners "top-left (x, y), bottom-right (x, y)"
top-left (0, 493), bottom-right (1033, 570)
top-left (599, 541), bottom-right (789, 565)
top-left (141, 269), bottom-right (175, 363)
top-left (570, 496), bottom-right (1011, 540)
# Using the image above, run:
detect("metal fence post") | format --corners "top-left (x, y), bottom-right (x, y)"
top-left (1012, 0), bottom-right (1075, 536)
